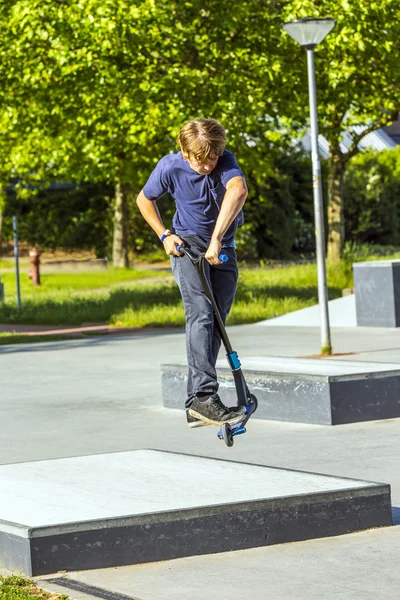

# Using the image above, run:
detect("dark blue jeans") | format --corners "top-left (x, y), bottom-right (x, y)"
top-left (171, 235), bottom-right (238, 408)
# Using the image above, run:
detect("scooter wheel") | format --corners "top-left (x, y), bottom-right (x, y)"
top-left (222, 424), bottom-right (234, 447)
top-left (250, 394), bottom-right (258, 412)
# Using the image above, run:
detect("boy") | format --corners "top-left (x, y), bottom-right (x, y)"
top-left (136, 118), bottom-right (247, 427)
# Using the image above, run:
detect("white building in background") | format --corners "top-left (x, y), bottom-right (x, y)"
top-left (383, 118), bottom-right (400, 145)
top-left (301, 123), bottom-right (398, 160)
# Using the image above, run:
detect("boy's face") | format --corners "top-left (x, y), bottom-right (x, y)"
top-left (184, 152), bottom-right (219, 175)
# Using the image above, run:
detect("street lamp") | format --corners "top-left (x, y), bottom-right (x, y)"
top-left (282, 17), bottom-right (336, 355)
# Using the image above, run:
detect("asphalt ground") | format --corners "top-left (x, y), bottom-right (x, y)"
top-left (1, 324), bottom-right (400, 598)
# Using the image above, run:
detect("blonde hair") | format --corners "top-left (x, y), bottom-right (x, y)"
top-left (178, 118), bottom-right (226, 162)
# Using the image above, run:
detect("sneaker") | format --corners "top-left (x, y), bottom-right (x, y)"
top-left (186, 409), bottom-right (210, 428)
top-left (189, 395), bottom-right (245, 426)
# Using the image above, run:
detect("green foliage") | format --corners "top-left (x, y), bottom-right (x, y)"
top-left (0, 255), bottom-right (381, 329)
top-left (0, 0), bottom-right (290, 263)
top-left (0, 0), bottom-right (399, 265)
top-left (1, 268), bottom-right (169, 298)
top-left (3, 183), bottom-right (113, 257)
top-left (0, 575), bottom-right (69, 600)
top-left (2, 149), bottom-right (319, 261)
top-left (11, 142), bottom-right (400, 266)
top-left (244, 167), bottom-right (296, 259)
top-left (320, 343), bottom-right (332, 356)
top-left (282, 0), bottom-right (400, 140)
top-left (341, 241), bottom-right (375, 264)
top-left (282, 0), bottom-right (400, 259)
top-left (344, 147), bottom-right (400, 246)
top-left (340, 241), bottom-right (375, 281)
top-left (0, 0), bottom-right (287, 185)
top-left (239, 149), bottom-right (325, 259)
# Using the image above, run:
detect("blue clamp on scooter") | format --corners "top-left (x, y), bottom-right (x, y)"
top-left (176, 244), bottom-right (258, 447)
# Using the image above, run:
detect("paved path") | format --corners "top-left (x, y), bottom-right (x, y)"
top-left (0, 323), bottom-right (182, 336)
top-left (261, 294), bottom-right (357, 327)
top-left (1, 324), bottom-right (400, 598)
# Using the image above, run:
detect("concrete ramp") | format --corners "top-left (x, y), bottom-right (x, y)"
top-left (260, 294), bottom-right (356, 327)
top-left (162, 357), bottom-right (400, 425)
top-left (0, 450), bottom-right (391, 575)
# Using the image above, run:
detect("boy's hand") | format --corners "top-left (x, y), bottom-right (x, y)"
top-left (163, 234), bottom-right (184, 256)
top-left (205, 238), bottom-right (223, 265)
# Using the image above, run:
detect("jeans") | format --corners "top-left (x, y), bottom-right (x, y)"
top-left (170, 235), bottom-right (238, 408)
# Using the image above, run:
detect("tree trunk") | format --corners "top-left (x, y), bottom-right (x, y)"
top-left (112, 179), bottom-right (129, 268)
top-left (327, 153), bottom-right (346, 262)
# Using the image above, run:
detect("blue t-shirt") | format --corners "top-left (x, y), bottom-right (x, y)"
top-left (143, 150), bottom-right (245, 245)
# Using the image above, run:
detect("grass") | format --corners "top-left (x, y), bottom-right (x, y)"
top-left (0, 575), bottom-right (68, 600)
top-left (0, 260), bottom-right (13, 269)
top-left (1, 267), bottom-right (169, 296)
top-left (0, 258), bottom-right (30, 270)
top-left (0, 260), bottom-right (347, 328)
top-left (0, 280), bottom-right (179, 326)
top-left (0, 333), bottom-right (76, 345)
top-left (0, 248), bottom-right (399, 332)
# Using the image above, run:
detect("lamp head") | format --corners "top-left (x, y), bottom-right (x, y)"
top-left (282, 17), bottom-right (336, 49)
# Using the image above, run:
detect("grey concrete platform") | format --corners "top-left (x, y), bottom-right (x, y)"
top-left (354, 260), bottom-right (400, 327)
top-left (0, 449), bottom-right (392, 576)
top-left (162, 356), bottom-right (400, 425)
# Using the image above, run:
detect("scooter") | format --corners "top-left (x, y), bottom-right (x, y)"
top-left (176, 245), bottom-right (258, 447)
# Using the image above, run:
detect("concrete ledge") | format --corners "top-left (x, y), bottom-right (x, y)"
top-left (354, 260), bottom-right (400, 327)
top-left (0, 450), bottom-right (392, 575)
top-left (162, 357), bottom-right (400, 425)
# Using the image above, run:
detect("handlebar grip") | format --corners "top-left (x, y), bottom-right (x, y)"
top-left (176, 245), bottom-right (228, 263)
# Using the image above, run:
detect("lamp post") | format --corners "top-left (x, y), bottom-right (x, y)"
top-left (282, 17), bottom-right (335, 354)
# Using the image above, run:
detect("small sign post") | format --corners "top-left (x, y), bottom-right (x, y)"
top-left (12, 215), bottom-right (21, 309)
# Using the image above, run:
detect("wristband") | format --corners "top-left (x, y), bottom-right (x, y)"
top-left (160, 229), bottom-right (171, 242)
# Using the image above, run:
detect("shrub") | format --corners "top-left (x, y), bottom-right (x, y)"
top-left (343, 146), bottom-right (400, 246)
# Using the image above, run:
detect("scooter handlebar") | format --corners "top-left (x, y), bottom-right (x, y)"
top-left (176, 245), bottom-right (228, 262)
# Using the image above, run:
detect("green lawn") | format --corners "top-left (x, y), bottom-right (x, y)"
top-left (0, 251), bottom-right (398, 331)
top-left (0, 260), bottom-right (13, 269)
top-left (1, 267), bottom-right (169, 296)
top-left (0, 575), bottom-right (68, 600)
top-left (0, 332), bottom-right (76, 345)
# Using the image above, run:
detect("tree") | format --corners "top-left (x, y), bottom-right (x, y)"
top-left (0, 0), bottom-right (289, 264)
top-left (4, 0), bottom-right (396, 266)
top-left (343, 146), bottom-right (400, 245)
top-left (282, 0), bottom-right (400, 260)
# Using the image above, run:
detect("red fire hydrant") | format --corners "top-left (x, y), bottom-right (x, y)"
top-left (28, 247), bottom-right (41, 286)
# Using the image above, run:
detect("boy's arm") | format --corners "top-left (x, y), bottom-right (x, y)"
top-left (206, 176), bottom-right (248, 265)
top-left (136, 190), bottom-right (183, 256)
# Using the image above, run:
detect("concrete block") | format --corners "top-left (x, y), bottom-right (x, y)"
top-left (162, 357), bottom-right (400, 425)
top-left (0, 450), bottom-right (391, 575)
top-left (353, 260), bottom-right (400, 327)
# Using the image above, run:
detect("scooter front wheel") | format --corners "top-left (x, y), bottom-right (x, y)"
top-left (222, 423), bottom-right (234, 447)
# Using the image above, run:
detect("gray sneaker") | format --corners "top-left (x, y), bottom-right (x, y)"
top-left (186, 409), bottom-right (210, 428)
top-left (189, 395), bottom-right (245, 426)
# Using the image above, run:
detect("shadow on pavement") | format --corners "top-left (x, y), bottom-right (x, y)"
top-left (0, 330), bottom-right (184, 354)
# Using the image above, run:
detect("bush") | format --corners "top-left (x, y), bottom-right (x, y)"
top-left (239, 149), bottom-right (321, 260)
top-left (0, 148), bottom-right (326, 262)
top-left (3, 182), bottom-right (113, 257)
top-left (343, 146), bottom-right (400, 246)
